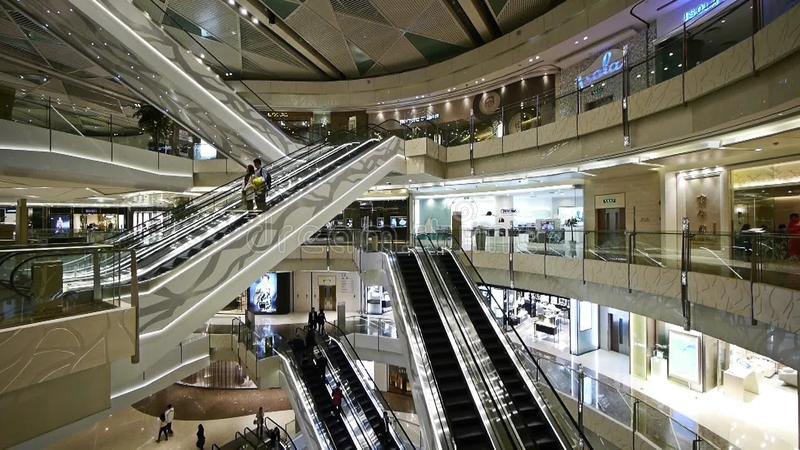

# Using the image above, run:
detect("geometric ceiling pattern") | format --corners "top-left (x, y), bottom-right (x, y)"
top-left (134, 0), bottom-right (326, 80)
top-left (487, 0), bottom-right (564, 33)
top-left (265, 0), bottom-right (473, 77)
top-left (0, 6), bottom-right (140, 127)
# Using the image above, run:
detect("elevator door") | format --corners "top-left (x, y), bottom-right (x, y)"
top-left (596, 207), bottom-right (626, 248)
top-left (319, 285), bottom-right (336, 311)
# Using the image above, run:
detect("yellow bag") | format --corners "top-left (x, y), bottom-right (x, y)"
top-left (251, 176), bottom-right (266, 193)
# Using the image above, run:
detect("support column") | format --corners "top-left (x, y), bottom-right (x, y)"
top-left (15, 199), bottom-right (27, 244)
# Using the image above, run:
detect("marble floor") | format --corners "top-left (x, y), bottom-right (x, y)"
top-left (514, 320), bottom-right (799, 450)
top-left (49, 406), bottom-right (295, 450)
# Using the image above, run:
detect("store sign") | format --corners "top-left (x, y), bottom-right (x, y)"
top-left (683, 0), bottom-right (721, 23)
top-left (576, 49), bottom-right (624, 89)
top-left (595, 193), bottom-right (626, 209)
top-left (318, 275), bottom-right (336, 286)
top-left (499, 208), bottom-right (518, 216)
top-left (265, 111), bottom-right (313, 121)
top-left (400, 113), bottom-right (439, 125)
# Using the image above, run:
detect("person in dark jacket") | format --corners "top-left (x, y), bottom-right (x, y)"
top-left (196, 424), bottom-right (205, 449)
top-left (308, 307), bottom-right (317, 332)
top-left (316, 310), bottom-right (326, 335)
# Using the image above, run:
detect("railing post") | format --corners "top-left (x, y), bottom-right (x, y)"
top-left (627, 231), bottom-right (633, 293)
top-left (632, 399), bottom-right (639, 449)
top-left (92, 249), bottom-right (102, 302)
top-left (577, 364), bottom-right (585, 434)
top-left (509, 226), bottom-right (515, 289)
top-left (681, 217), bottom-right (692, 330)
top-left (622, 44), bottom-right (631, 148)
top-left (750, 233), bottom-right (760, 326)
top-left (326, 234), bottom-right (331, 271)
top-left (47, 96), bottom-right (52, 152)
top-left (130, 249), bottom-right (140, 364)
top-left (582, 232), bottom-right (586, 284)
top-left (544, 233), bottom-right (548, 279)
top-left (469, 114), bottom-right (475, 175)
top-left (110, 114), bottom-right (114, 160)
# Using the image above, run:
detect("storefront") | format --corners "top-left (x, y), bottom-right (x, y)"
top-left (292, 271), bottom-right (362, 315)
top-left (479, 286), bottom-right (572, 353)
top-left (414, 185), bottom-right (583, 251)
top-left (315, 196), bottom-right (410, 245)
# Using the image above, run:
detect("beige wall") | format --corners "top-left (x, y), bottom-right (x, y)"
top-left (584, 172), bottom-right (661, 232)
top-left (0, 364), bottom-right (111, 448)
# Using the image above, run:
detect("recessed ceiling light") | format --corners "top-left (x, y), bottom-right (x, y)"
top-left (239, 7), bottom-right (247, 15)
top-left (755, 148), bottom-right (763, 152)
top-left (583, 36), bottom-right (588, 40)
top-left (481, 78), bottom-right (485, 81)
top-left (535, 55), bottom-right (540, 60)
top-left (228, 0), bottom-right (234, 4)
top-left (574, 40), bottom-right (579, 45)
top-left (528, 58), bottom-right (533, 62)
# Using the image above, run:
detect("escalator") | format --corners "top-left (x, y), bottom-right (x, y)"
top-left (394, 253), bottom-right (493, 450)
top-left (437, 252), bottom-right (561, 450)
top-left (321, 334), bottom-right (400, 450)
top-left (297, 355), bottom-right (358, 450)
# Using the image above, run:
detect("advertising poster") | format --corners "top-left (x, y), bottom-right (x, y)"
top-left (249, 273), bottom-right (278, 314)
top-left (668, 330), bottom-right (701, 384)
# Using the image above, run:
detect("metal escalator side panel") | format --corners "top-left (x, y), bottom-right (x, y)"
top-left (383, 253), bottom-right (453, 450)
top-left (423, 252), bottom-right (529, 450)
top-left (7, 0), bottom-right (292, 163)
top-left (276, 352), bottom-right (336, 450)
top-left (320, 335), bottom-right (401, 449)
top-left (442, 250), bottom-right (574, 450)
top-left (407, 249), bottom-right (507, 450)
top-left (130, 137), bottom-right (403, 369)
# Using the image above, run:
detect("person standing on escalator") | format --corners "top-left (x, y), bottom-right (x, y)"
top-left (242, 165), bottom-right (255, 210)
top-left (252, 158), bottom-right (271, 211)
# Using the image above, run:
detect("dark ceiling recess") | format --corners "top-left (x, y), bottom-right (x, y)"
top-left (444, 0), bottom-right (488, 45)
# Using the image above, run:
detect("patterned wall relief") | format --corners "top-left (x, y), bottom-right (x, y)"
top-left (0, 307), bottom-right (135, 396)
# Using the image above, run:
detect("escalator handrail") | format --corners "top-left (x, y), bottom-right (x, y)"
top-left (105, 128), bottom-right (369, 257)
top-left (109, 127), bottom-right (363, 243)
top-left (386, 252), bottom-right (454, 450)
top-left (298, 327), bottom-right (378, 450)
top-left (414, 235), bottom-right (523, 450)
top-left (274, 338), bottom-right (347, 450)
top-left (323, 320), bottom-right (417, 450)
top-left (260, 416), bottom-right (297, 450)
top-left (431, 232), bottom-right (592, 448)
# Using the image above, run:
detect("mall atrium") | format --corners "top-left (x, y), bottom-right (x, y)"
top-left (1, 0), bottom-right (800, 449)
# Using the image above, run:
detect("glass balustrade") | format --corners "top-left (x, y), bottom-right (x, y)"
top-left (0, 244), bottom-right (128, 329)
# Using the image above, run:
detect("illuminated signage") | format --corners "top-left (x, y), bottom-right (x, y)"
top-left (576, 49), bottom-right (624, 89)
top-left (683, 0), bottom-right (721, 23)
top-left (400, 113), bottom-right (439, 125)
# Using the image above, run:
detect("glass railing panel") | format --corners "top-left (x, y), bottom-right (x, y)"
top-left (555, 91), bottom-right (579, 122)
top-left (467, 228), bottom-right (510, 253)
top-left (579, 72), bottom-right (623, 114)
top-left (686, 0), bottom-right (753, 70)
top-left (635, 400), bottom-right (703, 450)
top-left (763, 0), bottom-right (800, 26)
top-left (758, 233), bottom-right (800, 290)
top-left (0, 245), bottom-right (126, 329)
top-left (689, 232), bottom-right (748, 281)
top-left (632, 231), bottom-right (682, 269)
top-left (10, 97), bottom-right (49, 128)
top-left (584, 231), bottom-right (628, 263)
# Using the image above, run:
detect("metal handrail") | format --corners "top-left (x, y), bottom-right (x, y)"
top-left (427, 231), bottom-right (592, 448)
top-left (414, 235), bottom-right (528, 449)
top-left (323, 320), bottom-right (417, 449)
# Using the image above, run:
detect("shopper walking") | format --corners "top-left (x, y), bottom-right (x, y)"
top-left (252, 158), bottom-right (271, 211)
top-left (242, 165), bottom-right (255, 210)
top-left (270, 427), bottom-right (280, 450)
top-left (156, 413), bottom-right (169, 442)
top-left (255, 406), bottom-right (265, 438)
top-left (316, 309), bottom-right (326, 335)
top-left (165, 404), bottom-right (175, 436)
top-left (308, 307), bottom-right (317, 332)
top-left (196, 424), bottom-right (205, 449)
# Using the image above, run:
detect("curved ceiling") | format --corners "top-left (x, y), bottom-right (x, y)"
top-left (140, 0), bottom-right (564, 80)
